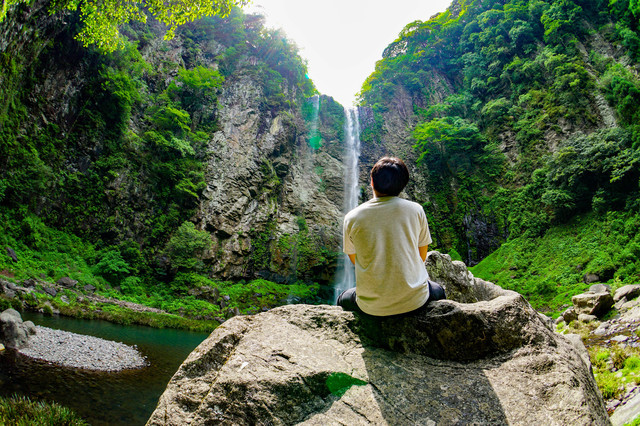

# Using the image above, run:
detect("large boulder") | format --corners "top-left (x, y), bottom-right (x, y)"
top-left (0, 309), bottom-right (36, 349)
top-left (572, 291), bottom-right (614, 317)
top-left (148, 253), bottom-right (610, 425)
top-left (614, 285), bottom-right (640, 303)
top-left (57, 277), bottom-right (78, 288)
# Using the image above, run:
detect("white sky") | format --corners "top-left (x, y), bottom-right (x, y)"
top-left (244, 0), bottom-right (453, 106)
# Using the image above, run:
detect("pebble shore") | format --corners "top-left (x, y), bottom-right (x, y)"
top-left (19, 325), bottom-right (147, 371)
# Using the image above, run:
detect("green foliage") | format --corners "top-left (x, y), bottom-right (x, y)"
top-left (356, 0), bottom-right (640, 263)
top-left (36, 0), bottom-right (248, 52)
top-left (471, 211), bottom-right (640, 313)
top-left (217, 279), bottom-right (320, 314)
top-left (164, 221), bottom-right (212, 271)
top-left (92, 249), bottom-right (130, 284)
top-left (589, 344), bottom-right (640, 400)
top-left (0, 394), bottom-right (87, 425)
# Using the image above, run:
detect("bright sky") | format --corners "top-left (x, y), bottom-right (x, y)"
top-left (244, 0), bottom-right (453, 106)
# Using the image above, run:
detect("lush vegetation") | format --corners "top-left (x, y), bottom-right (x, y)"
top-left (0, 6), bottom-right (321, 326)
top-left (1, 0), bottom-right (248, 52)
top-left (470, 211), bottom-right (640, 314)
top-left (358, 0), bottom-right (640, 306)
top-left (359, 0), bottom-right (640, 254)
top-left (0, 211), bottom-right (319, 330)
top-left (0, 394), bottom-right (87, 425)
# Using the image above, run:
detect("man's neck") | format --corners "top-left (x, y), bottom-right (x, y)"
top-left (373, 189), bottom-right (389, 198)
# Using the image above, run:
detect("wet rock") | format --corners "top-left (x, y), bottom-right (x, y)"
top-left (83, 284), bottom-right (96, 293)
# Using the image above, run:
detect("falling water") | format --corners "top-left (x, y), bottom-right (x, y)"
top-left (333, 107), bottom-right (361, 302)
top-left (308, 95), bottom-right (321, 149)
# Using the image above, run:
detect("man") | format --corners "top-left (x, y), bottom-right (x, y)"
top-left (337, 156), bottom-right (445, 316)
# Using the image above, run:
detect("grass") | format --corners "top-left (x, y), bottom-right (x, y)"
top-left (587, 344), bottom-right (640, 400)
top-left (0, 394), bottom-right (87, 425)
top-left (470, 211), bottom-right (640, 316)
top-left (0, 212), bottom-right (321, 331)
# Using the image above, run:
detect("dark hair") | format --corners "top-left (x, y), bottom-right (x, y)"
top-left (370, 157), bottom-right (409, 196)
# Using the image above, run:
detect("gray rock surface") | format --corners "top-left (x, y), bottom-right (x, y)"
top-left (590, 284), bottom-right (612, 294)
top-left (56, 277), bottom-right (78, 288)
top-left (611, 392), bottom-right (640, 426)
top-left (573, 291), bottom-right (614, 317)
top-left (0, 309), bottom-right (36, 349)
top-left (5, 246), bottom-right (18, 262)
top-left (148, 253), bottom-right (610, 425)
top-left (563, 306), bottom-right (579, 323)
top-left (614, 285), bottom-right (640, 303)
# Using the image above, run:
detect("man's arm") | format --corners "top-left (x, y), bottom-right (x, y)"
top-left (348, 254), bottom-right (356, 265)
top-left (419, 245), bottom-right (428, 262)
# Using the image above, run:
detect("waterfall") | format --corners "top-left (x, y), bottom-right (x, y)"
top-left (308, 95), bottom-right (321, 149)
top-left (333, 107), bottom-right (361, 302)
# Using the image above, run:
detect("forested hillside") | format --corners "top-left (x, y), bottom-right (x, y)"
top-left (358, 0), bottom-right (640, 312)
top-left (0, 2), bottom-right (347, 323)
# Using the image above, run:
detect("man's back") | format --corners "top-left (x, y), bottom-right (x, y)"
top-left (343, 196), bottom-right (432, 316)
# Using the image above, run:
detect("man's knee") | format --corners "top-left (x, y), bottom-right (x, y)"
top-left (428, 280), bottom-right (446, 301)
top-left (337, 287), bottom-right (359, 311)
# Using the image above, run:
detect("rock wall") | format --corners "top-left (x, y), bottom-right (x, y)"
top-left (198, 88), bottom-right (345, 281)
top-left (0, 3), bottom-right (347, 283)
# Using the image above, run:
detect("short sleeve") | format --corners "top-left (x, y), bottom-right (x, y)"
top-left (343, 216), bottom-right (356, 255)
top-left (418, 209), bottom-right (432, 247)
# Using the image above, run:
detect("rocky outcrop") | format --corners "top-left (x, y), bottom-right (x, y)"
top-left (0, 309), bottom-right (36, 349)
top-left (199, 89), bottom-right (344, 281)
top-left (148, 252), bottom-right (609, 425)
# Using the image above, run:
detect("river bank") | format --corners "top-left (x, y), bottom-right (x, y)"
top-left (1, 312), bottom-right (209, 425)
top-left (19, 325), bottom-right (147, 371)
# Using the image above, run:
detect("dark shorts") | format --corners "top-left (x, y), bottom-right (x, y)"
top-left (337, 280), bottom-right (446, 316)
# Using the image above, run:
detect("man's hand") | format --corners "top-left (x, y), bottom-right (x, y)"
top-left (419, 245), bottom-right (428, 262)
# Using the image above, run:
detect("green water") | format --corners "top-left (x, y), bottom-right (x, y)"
top-left (0, 312), bottom-right (210, 425)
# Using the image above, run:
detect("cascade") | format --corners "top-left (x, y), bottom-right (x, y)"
top-left (307, 94), bottom-right (321, 149)
top-left (333, 107), bottom-right (361, 301)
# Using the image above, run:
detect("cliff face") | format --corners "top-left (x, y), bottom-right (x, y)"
top-left (0, 3), bottom-right (347, 283)
top-left (198, 86), bottom-right (345, 281)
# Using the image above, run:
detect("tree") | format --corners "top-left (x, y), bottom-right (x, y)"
top-left (1, 0), bottom-right (249, 52)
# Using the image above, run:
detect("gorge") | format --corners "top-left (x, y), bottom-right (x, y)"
top-left (2, 0), bottom-right (640, 422)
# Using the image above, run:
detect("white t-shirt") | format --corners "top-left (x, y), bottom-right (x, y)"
top-left (343, 196), bottom-right (432, 316)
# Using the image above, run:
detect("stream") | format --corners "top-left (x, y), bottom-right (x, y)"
top-left (0, 312), bottom-right (209, 425)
